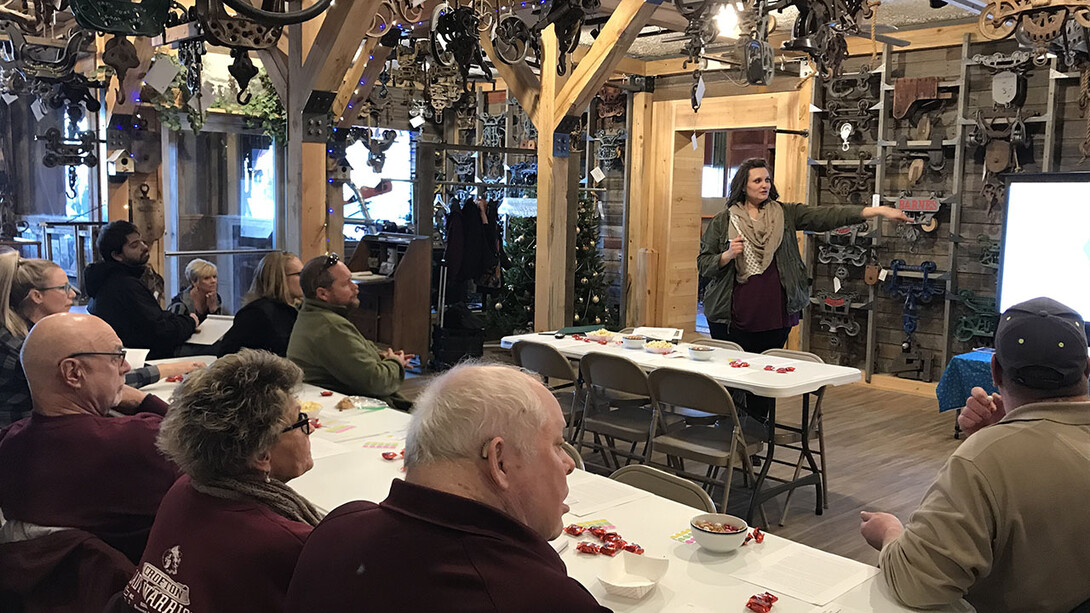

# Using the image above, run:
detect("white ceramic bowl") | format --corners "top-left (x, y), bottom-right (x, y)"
top-left (690, 513), bottom-right (749, 553)
top-left (597, 551), bottom-right (669, 600)
top-left (688, 346), bottom-right (714, 361)
top-left (621, 335), bottom-right (645, 349)
top-left (586, 330), bottom-right (615, 342)
top-left (644, 343), bottom-right (674, 355)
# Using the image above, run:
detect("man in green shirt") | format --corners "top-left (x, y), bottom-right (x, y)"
top-left (286, 253), bottom-right (413, 410)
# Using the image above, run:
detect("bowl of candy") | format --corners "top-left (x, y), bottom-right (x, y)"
top-left (621, 335), bottom-right (645, 350)
top-left (690, 513), bottom-right (749, 552)
top-left (644, 340), bottom-right (675, 355)
top-left (688, 346), bottom-right (714, 361)
top-left (585, 328), bottom-right (615, 342)
top-left (597, 551), bottom-right (670, 600)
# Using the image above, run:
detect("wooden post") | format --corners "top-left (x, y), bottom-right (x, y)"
top-left (625, 91), bottom-right (653, 326)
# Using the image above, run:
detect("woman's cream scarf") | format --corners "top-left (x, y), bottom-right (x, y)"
top-left (727, 201), bottom-right (784, 284)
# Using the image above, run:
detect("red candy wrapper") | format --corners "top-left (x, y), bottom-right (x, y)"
top-left (601, 532), bottom-right (623, 543)
top-left (564, 524), bottom-right (586, 537)
top-left (764, 365), bottom-right (775, 371)
top-left (623, 542), bottom-right (644, 554)
top-left (589, 526), bottom-right (608, 539)
top-left (599, 542), bottom-right (622, 557)
top-left (785, 367), bottom-right (796, 372)
top-left (745, 592), bottom-right (778, 613)
top-left (753, 527), bottom-right (765, 543)
top-left (320, 391), bottom-right (333, 397)
top-left (381, 451), bottom-right (399, 460)
top-left (576, 542), bottom-right (601, 554)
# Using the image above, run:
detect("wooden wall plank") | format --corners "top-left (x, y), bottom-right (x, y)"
top-left (625, 91), bottom-right (654, 326)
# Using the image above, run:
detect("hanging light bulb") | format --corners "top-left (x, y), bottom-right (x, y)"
top-left (715, 3), bottom-right (741, 39)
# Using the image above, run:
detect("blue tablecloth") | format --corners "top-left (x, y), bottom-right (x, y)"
top-left (936, 350), bottom-right (998, 412)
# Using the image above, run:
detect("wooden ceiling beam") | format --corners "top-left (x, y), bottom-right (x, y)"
top-left (480, 34), bottom-right (542, 120)
top-left (337, 42), bottom-right (395, 127)
top-left (256, 47), bottom-right (289, 102)
top-left (597, 0), bottom-right (689, 32)
top-left (303, 0), bottom-right (384, 93)
top-left (554, 0), bottom-right (658, 124)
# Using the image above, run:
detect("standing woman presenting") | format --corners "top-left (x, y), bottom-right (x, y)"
top-left (698, 158), bottom-right (909, 422)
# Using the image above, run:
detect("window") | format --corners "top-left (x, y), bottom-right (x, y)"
top-left (164, 124), bottom-right (279, 313)
top-left (342, 128), bottom-right (414, 240)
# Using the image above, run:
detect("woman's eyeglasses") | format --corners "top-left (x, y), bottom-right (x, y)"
top-left (37, 282), bottom-right (76, 295)
top-left (282, 411), bottom-right (312, 435)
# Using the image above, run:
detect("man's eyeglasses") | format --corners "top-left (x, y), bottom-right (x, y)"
top-left (282, 412), bottom-right (312, 435)
top-left (64, 350), bottom-right (127, 366)
top-left (321, 253), bottom-right (339, 270)
top-left (37, 282), bottom-right (76, 295)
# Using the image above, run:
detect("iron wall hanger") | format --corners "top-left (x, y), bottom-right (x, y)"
top-left (596, 84), bottom-right (625, 120)
top-left (968, 106), bottom-right (1037, 214)
top-left (815, 221), bottom-right (870, 280)
top-left (814, 290), bottom-right (862, 337)
top-left (975, 233), bottom-right (1001, 269)
top-left (594, 129), bottom-right (625, 171)
top-left (952, 289), bottom-right (998, 342)
top-left (824, 152), bottom-right (873, 202)
top-left (883, 258), bottom-right (942, 381)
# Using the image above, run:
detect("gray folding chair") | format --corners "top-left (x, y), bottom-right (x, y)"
top-left (610, 465), bottom-right (715, 512)
top-left (647, 367), bottom-right (767, 523)
top-left (691, 338), bottom-right (744, 352)
top-left (511, 340), bottom-right (581, 437)
top-left (573, 352), bottom-right (684, 470)
top-left (761, 348), bottom-right (829, 525)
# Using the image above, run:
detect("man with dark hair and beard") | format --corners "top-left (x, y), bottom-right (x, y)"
top-left (85, 221), bottom-right (198, 359)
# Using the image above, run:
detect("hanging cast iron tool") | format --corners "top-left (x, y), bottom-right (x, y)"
top-left (826, 152), bottom-right (874, 204)
top-left (489, 0), bottom-right (598, 76)
top-left (0, 22), bottom-right (104, 122)
top-left (978, 0), bottom-right (1090, 64)
top-left (883, 259), bottom-right (942, 381)
top-left (363, 128), bottom-right (398, 174)
top-left (777, 0), bottom-right (874, 78)
top-left (825, 64), bottom-right (878, 151)
top-left (968, 107), bottom-right (1037, 215)
top-left (813, 290), bottom-right (862, 339)
top-left (431, 2), bottom-right (492, 92)
top-left (195, 0), bottom-right (291, 104)
top-left (675, 0), bottom-right (716, 111)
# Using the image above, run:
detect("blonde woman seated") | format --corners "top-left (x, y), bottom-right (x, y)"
top-left (111, 350), bottom-right (320, 613)
top-left (0, 250), bottom-right (201, 426)
top-left (219, 252), bottom-right (304, 357)
top-left (168, 258), bottom-right (223, 322)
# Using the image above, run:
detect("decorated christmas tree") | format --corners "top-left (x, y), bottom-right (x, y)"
top-left (573, 193), bottom-right (618, 328)
top-left (487, 215), bottom-right (537, 335)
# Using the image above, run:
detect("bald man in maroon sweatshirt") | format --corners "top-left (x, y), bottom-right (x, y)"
top-left (285, 364), bottom-right (612, 612)
top-left (0, 313), bottom-right (178, 563)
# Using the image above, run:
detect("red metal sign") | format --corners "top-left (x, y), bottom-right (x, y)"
top-left (897, 198), bottom-right (940, 212)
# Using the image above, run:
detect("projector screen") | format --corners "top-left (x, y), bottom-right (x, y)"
top-left (998, 174), bottom-right (1090, 324)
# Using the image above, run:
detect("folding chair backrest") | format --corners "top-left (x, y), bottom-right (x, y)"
top-left (610, 465), bottom-right (715, 512)
top-left (560, 442), bottom-right (585, 470)
top-left (761, 348), bottom-right (825, 364)
top-left (579, 352), bottom-right (650, 397)
top-left (648, 367), bottom-right (741, 424)
top-left (512, 340), bottom-right (577, 381)
top-left (692, 338), bottom-right (744, 352)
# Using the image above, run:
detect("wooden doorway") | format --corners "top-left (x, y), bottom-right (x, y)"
top-left (629, 85), bottom-right (812, 335)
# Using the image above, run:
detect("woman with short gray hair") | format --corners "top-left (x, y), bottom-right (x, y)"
top-left (168, 257), bottom-right (223, 321)
top-left (112, 349), bottom-right (320, 613)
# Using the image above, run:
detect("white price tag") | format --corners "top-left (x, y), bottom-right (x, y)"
top-left (691, 132), bottom-right (698, 150)
top-left (30, 99), bottom-right (46, 121)
top-left (878, 269), bottom-right (889, 282)
top-left (695, 75), bottom-right (706, 107)
top-left (144, 58), bottom-right (180, 94)
top-left (409, 115), bottom-right (425, 128)
top-left (590, 166), bottom-right (605, 183)
top-left (1, 93), bottom-right (17, 105)
top-left (871, 193), bottom-right (880, 207)
top-left (833, 277), bottom-right (842, 293)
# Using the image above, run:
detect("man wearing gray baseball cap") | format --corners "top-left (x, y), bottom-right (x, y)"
top-left (860, 297), bottom-right (1090, 612)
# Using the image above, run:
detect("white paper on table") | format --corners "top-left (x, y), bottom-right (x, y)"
top-left (186, 315), bottom-right (233, 345)
top-left (124, 347), bottom-right (150, 370)
top-left (729, 544), bottom-right (879, 606)
top-left (632, 327), bottom-right (683, 342)
top-left (565, 472), bottom-right (653, 517)
top-left (808, 604), bottom-right (871, 613)
top-left (308, 436), bottom-right (352, 460)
